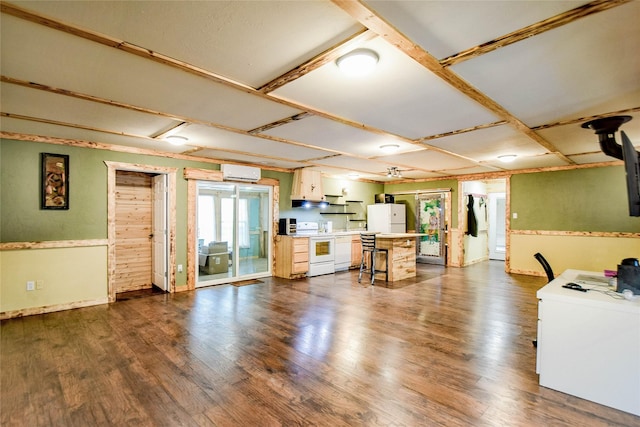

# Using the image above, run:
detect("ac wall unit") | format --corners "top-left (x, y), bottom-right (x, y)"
top-left (221, 164), bottom-right (261, 182)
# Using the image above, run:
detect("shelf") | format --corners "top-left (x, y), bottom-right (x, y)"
top-left (320, 212), bottom-right (356, 215)
top-left (345, 200), bottom-right (363, 203)
top-left (349, 219), bottom-right (366, 221)
top-left (324, 194), bottom-right (343, 198)
top-left (329, 203), bottom-right (347, 206)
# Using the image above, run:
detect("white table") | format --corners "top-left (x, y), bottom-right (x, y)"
top-left (536, 269), bottom-right (640, 416)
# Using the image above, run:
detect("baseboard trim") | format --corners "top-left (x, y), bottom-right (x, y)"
top-left (0, 297), bottom-right (109, 320)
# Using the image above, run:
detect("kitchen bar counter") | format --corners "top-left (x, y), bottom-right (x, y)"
top-left (277, 232), bottom-right (424, 282)
top-left (373, 233), bottom-right (425, 282)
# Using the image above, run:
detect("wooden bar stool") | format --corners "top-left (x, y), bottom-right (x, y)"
top-left (358, 233), bottom-right (388, 285)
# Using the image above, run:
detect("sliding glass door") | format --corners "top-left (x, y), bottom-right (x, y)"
top-left (196, 181), bottom-right (272, 287)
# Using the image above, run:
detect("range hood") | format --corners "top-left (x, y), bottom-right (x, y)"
top-left (291, 169), bottom-right (327, 208)
top-left (291, 199), bottom-right (329, 208)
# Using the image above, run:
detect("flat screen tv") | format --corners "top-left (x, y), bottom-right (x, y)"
top-left (621, 131), bottom-right (640, 217)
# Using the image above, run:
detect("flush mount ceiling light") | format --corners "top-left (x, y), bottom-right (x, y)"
top-left (336, 48), bottom-right (379, 77)
top-left (347, 172), bottom-right (360, 180)
top-left (379, 144), bottom-right (400, 154)
top-left (386, 167), bottom-right (402, 178)
top-left (166, 135), bottom-right (188, 146)
top-left (498, 154), bottom-right (517, 163)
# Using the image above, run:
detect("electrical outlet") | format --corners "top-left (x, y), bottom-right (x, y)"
top-left (36, 280), bottom-right (44, 290)
top-left (177, 264), bottom-right (183, 273)
top-left (26, 281), bottom-right (35, 291)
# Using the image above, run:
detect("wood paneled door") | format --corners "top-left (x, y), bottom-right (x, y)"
top-left (115, 171), bottom-right (153, 294)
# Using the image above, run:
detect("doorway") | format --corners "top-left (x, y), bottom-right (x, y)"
top-left (196, 181), bottom-right (272, 287)
top-left (488, 192), bottom-right (506, 261)
top-left (461, 178), bottom-right (507, 266)
top-left (415, 192), bottom-right (448, 265)
top-left (114, 171), bottom-right (155, 294)
top-left (105, 162), bottom-right (177, 303)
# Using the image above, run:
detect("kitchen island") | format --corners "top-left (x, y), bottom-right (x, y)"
top-left (371, 233), bottom-right (424, 282)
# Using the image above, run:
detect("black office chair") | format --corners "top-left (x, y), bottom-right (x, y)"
top-left (358, 233), bottom-right (388, 285)
top-left (534, 252), bottom-right (554, 283)
top-left (532, 252), bottom-right (554, 348)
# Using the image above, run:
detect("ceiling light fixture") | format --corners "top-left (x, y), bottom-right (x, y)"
top-left (387, 167), bottom-right (402, 178)
top-left (336, 48), bottom-right (379, 77)
top-left (379, 144), bottom-right (400, 154)
top-left (166, 135), bottom-right (188, 146)
top-left (347, 172), bottom-right (360, 180)
top-left (498, 154), bottom-right (517, 163)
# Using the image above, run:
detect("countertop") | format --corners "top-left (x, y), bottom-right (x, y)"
top-left (282, 231), bottom-right (426, 239)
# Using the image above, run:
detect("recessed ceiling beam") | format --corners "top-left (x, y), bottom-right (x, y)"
top-left (248, 112), bottom-right (312, 134)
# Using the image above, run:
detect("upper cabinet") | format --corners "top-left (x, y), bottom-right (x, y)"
top-left (291, 169), bottom-right (325, 201)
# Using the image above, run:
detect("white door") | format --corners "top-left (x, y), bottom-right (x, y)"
top-left (488, 193), bottom-right (506, 261)
top-left (152, 174), bottom-right (168, 290)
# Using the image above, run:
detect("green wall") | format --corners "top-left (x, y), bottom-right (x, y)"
top-left (0, 138), bottom-right (300, 288)
top-left (1, 138), bottom-right (207, 242)
top-left (511, 167), bottom-right (640, 233)
top-left (3, 138), bottom-right (636, 249)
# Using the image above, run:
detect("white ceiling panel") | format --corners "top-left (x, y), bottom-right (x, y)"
top-left (450, 2), bottom-right (640, 127)
top-left (188, 149), bottom-right (306, 170)
top-left (484, 153), bottom-right (569, 171)
top-left (364, 0), bottom-right (590, 59)
top-left (178, 124), bottom-right (331, 162)
top-left (569, 153), bottom-right (624, 165)
top-left (302, 166), bottom-right (382, 182)
top-left (382, 149), bottom-right (481, 172)
top-left (0, 14), bottom-right (302, 130)
top-left (14, 0), bottom-right (361, 88)
top-left (1, 1), bottom-right (637, 183)
top-left (425, 125), bottom-right (548, 161)
top-left (393, 170), bottom-right (448, 180)
top-left (446, 165), bottom-right (502, 177)
top-left (0, 116), bottom-right (186, 153)
top-left (272, 37), bottom-right (499, 139)
top-left (313, 155), bottom-right (391, 176)
top-left (1, 83), bottom-right (175, 137)
top-left (539, 112), bottom-right (640, 156)
top-left (263, 115), bottom-right (419, 157)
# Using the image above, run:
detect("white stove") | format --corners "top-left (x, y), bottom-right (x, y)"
top-left (298, 222), bottom-right (335, 276)
top-left (296, 222), bottom-right (320, 235)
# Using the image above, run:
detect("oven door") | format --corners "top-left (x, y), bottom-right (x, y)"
top-left (309, 236), bottom-right (335, 264)
top-left (308, 236), bottom-right (335, 276)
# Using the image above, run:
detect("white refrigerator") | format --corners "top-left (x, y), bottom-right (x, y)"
top-left (367, 204), bottom-right (406, 233)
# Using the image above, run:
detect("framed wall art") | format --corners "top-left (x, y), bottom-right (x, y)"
top-left (41, 152), bottom-right (69, 210)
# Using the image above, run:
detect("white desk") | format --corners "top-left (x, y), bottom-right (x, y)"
top-left (536, 269), bottom-right (640, 416)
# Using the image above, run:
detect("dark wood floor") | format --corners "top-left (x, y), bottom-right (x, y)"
top-left (2, 262), bottom-right (638, 426)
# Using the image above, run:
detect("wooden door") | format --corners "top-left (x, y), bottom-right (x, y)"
top-left (115, 171), bottom-right (153, 293)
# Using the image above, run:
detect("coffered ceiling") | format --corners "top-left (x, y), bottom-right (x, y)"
top-left (1, 0), bottom-right (639, 182)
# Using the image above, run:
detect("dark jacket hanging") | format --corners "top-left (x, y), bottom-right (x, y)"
top-left (466, 194), bottom-right (478, 237)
